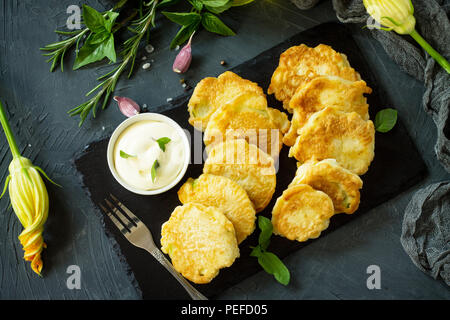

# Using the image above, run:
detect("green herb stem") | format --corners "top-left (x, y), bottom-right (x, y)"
top-left (69, 0), bottom-right (158, 125)
top-left (0, 100), bottom-right (21, 159)
top-left (410, 29), bottom-right (450, 74)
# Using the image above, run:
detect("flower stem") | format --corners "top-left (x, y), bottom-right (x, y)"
top-left (0, 100), bottom-right (21, 159)
top-left (410, 29), bottom-right (450, 74)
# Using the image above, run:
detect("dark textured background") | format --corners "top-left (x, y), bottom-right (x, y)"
top-left (0, 0), bottom-right (449, 299)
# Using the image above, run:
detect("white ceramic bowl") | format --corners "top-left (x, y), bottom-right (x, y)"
top-left (107, 113), bottom-right (190, 195)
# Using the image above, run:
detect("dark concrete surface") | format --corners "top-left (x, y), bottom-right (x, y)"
top-left (0, 0), bottom-right (448, 299)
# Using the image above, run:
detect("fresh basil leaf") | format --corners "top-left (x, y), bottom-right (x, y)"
top-left (162, 11), bottom-right (201, 26)
top-left (375, 108), bottom-right (397, 133)
top-left (119, 150), bottom-right (136, 159)
top-left (205, 2), bottom-right (232, 14)
top-left (258, 216), bottom-right (273, 251)
top-left (73, 33), bottom-right (116, 69)
top-left (83, 5), bottom-right (106, 34)
top-left (89, 30), bottom-right (110, 44)
top-left (189, 0), bottom-right (204, 11)
top-left (151, 160), bottom-right (160, 182)
top-left (103, 11), bottom-right (120, 33)
top-left (250, 245), bottom-right (263, 258)
top-left (170, 20), bottom-right (200, 49)
top-left (73, 40), bottom-right (102, 70)
top-left (231, 0), bottom-right (255, 6)
top-left (200, 0), bottom-right (230, 7)
top-left (157, 0), bottom-right (181, 9)
top-left (157, 137), bottom-right (171, 151)
top-left (201, 12), bottom-right (235, 36)
top-left (257, 252), bottom-right (290, 286)
top-left (103, 34), bottom-right (117, 63)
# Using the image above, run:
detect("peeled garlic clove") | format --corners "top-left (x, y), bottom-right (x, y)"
top-left (172, 33), bottom-right (194, 74)
top-left (113, 96), bottom-right (140, 118)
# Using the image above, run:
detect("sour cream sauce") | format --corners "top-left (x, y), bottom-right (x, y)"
top-left (113, 120), bottom-right (185, 190)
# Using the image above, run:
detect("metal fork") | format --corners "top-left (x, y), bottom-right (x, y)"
top-left (99, 194), bottom-right (207, 300)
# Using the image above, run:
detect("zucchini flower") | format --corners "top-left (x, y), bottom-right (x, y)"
top-left (364, 0), bottom-right (450, 74)
top-left (0, 100), bottom-right (57, 276)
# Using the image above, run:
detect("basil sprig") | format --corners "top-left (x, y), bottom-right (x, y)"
top-left (156, 137), bottom-right (171, 152)
top-left (119, 150), bottom-right (136, 159)
top-left (163, 0), bottom-right (252, 49)
top-left (250, 216), bottom-right (290, 286)
top-left (73, 5), bottom-right (119, 70)
top-left (151, 160), bottom-right (160, 182)
top-left (375, 108), bottom-right (398, 133)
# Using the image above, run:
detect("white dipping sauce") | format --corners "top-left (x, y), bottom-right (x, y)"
top-left (113, 120), bottom-right (185, 190)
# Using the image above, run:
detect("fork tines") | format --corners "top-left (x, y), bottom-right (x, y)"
top-left (99, 194), bottom-right (141, 234)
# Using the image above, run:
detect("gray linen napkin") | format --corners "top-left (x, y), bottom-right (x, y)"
top-left (291, 0), bottom-right (450, 285)
top-left (401, 182), bottom-right (450, 286)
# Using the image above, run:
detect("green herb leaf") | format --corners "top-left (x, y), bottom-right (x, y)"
top-left (205, 3), bottom-right (232, 14)
top-left (231, 0), bottom-right (255, 6)
top-left (250, 245), bottom-right (263, 258)
top-left (103, 34), bottom-right (117, 62)
top-left (200, 0), bottom-right (231, 7)
top-left (103, 11), bottom-right (120, 33)
top-left (156, 137), bottom-right (171, 151)
top-left (157, 0), bottom-right (182, 9)
top-left (258, 216), bottom-right (273, 251)
top-left (151, 160), bottom-right (160, 182)
top-left (257, 252), bottom-right (290, 286)
top-left (375, 108), bottom-right (398, 133)
top-left (73, 32), bottom-right (116, 70)
top-left (201, 12), bottom-right (235, 36)
top-left (189, 0), bottom-right (204, 11)
top-left (170, 20), bottom-right (201, 49)
top-left (88, 30), bottom-right (110, 44)
top-left (120, 150), bottom-right (136, 159)
top-left (83, 5), bottom-right (107, 34)
top-left (162, 11), bottom-right (201, 26)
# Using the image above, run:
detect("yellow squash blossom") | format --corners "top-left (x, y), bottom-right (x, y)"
top-left (0, 100), bottom-right (57, 276)
top-left (364, 0), bottom-right (450, 73)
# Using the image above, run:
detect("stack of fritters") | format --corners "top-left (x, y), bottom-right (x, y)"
top-left (268, 44), bottom-right (375, 242)
top-left (161, 72), bottom-right (286, 284)
top-left (189, 71), bottom-right (290, 159)
top-left (160, 43), bottom-right (377, 284)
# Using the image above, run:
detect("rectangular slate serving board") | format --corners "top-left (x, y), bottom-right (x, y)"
top-left (74, 23), bottom-right (427, 299)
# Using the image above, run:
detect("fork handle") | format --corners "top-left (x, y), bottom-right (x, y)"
top-left (149, 249), bottom-right (208, 300)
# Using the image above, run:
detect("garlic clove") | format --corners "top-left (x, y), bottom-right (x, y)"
top-left (113, 96), bottom-right (140, 118)
top-left (172, 33), bottom-right (194, 74)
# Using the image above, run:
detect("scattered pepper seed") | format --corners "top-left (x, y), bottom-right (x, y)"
top-left (166, 97), bottom-right (173, 103)
top-left (142, 63), bottom-right (151, 70)
top-left (175, 45), bottom-right (180, 51)
top-left (182, 83), bottom-right (187, 88)
top-left (220, 60), bottom-right (227, 66)
top-left (142, 56), bottom-right (147, 61)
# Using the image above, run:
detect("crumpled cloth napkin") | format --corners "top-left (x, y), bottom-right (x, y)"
top-left (401, 182), bottom-right (450, 286)
top-left (291, 0), bottom-right (450, 285)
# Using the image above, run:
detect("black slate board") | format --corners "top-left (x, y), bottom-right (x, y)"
top-left (74, 23), bottom-right (427, 299)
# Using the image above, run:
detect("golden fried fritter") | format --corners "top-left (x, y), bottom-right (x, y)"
top-left (268, 44), bottom-right (361, 111)
top-left (272, 184), bottom-right (334, 242)
top-left (178, 174), bottom-right (256, 244)
top-left (204, 93), bottom-right (285, 158)
top-left (289, 159), bottom-right (363, 214)
top-left (160, 202), bottom-right (239, 284)
top-left (188, 71), bottom-right (266, 131)
top-left (268, 107), bottom-right (291, 135)
top-left (283, 76), bottom-right (372, 146)
top-left (203, 139), bottom-right (276, 213)
top-left (289, 107), bottom-right (375, 175)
